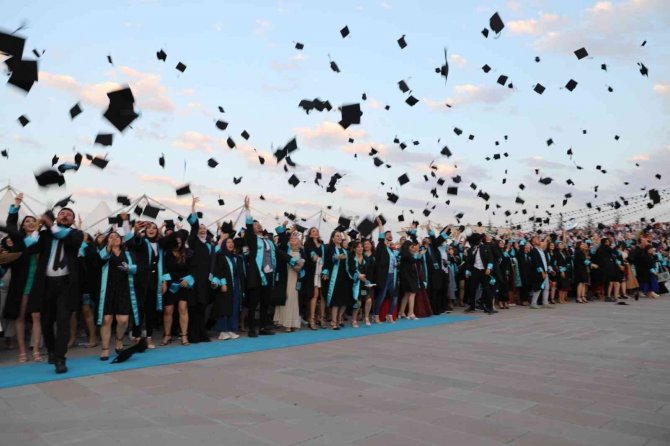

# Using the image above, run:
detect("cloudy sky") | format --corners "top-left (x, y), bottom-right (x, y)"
top-left (1, 0), bottom-right (669, 231)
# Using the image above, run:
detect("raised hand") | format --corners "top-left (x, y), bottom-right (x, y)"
top-left (14, 192), bottom-right (23, 207)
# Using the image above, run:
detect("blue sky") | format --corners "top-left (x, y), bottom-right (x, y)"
top-left (1, 0), bottom-right (669, 230)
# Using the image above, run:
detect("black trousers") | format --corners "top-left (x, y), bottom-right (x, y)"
top-left (188, 301), bottom-right (209, 342)
top-left (246, 273), bottom-right (273, 333)
top-left (429, 271), bottom-right (449, 314)
top-left (131, 283), bottom-right (157, 338)
top-left (467, 269), bottom-right (493, 310)
top-left (42, 276), bottom-right (72, 362)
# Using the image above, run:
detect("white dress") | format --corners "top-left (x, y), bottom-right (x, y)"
top-left (274, 251), bottom-right (302, 329)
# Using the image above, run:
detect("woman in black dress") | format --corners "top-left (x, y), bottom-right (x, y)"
top-left (2, 193), bottom-right (42, 363)
top-left (322, 230), bottom-right (352, 329)
top-left (554, 241), bottom-right (571, 304)
top-left (397, 240), bottom-right (421, 320)
top-left (361, 239), bottom-right (376, 326)
top-left (160, 232), bottom-right (194, 346)
top-left (212, 235), bottom-right (245, 340)
top-left (573, 241), bottom-right (590, 303)
top-left (545, 241), bottom-right (558, 304)
top-left (347, 240), bottom-right (369, 328)
top-left (97, 231), bottom-right (139, 360)
top-left (496, 239), bottom-right (513, 309)
top-left (304, 227), bottom-right (326, 330)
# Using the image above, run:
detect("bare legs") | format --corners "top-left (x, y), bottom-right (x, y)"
top-left (398, 292), bottom-right (416, 319)
top-left (309, 287), bottom-right (325, 328)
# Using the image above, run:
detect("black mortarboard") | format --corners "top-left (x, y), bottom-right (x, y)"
top-left (0, 30), bottom-right (25, 62)
top-left (649, 189), bottom-right (660, 204)
top-left (470, 183), bottom-right (477, 190)
top-left (607, 86), bottom-right (614, 93)
top-left (7, 59), bottom-right (38, 92)
top-left (489, 12), bottom-right (504, 34)
top-left (655, 173), bottom-right (661, 180)
top-left (95, 133), bottom-right (113, 146)
top-left (288, 174), bottom-right (300, 187)
top-left (35, 168), bottom-right (65, 187)
top-left (159, 153), bottom-right (165, 168)
top-left (338, 216), bottom-right (351, 229)
top-left (387, 192), bottom-right (399, 204)
top-left (533, 83), bottom-right (545, 95)
top-left (539, 177), bottom-right (553, 185)
top-left (143, 204), bottom-right (160, 219)
top-left (482, 28), bottom-right (489, 38)
top-left (453, 127), bottom-right (463, 136)
top-left (108, 215), bottom-right (122, 225)
top-left (339, 103), bottom-right (362, 129)
top-left (176, 62), bottom-right (187, 72)
top-left (156, 49), bottom-right (167, 61)
top-left (447, 186), bottom-right (458, 195)
top-left (175, 184), bottom-right (191, 196)
top-left (91, 156), bottom-right (109, 169)
top-left (357, 217), bottom-right (376, 237)
top-left (398, 80), bottom-right (410, 93)
top-left (638, 62), bottom-right (648, 77)
top-left (53, 195), bottom-right (73, 208)
top-left (535, 56), bottom-right (541, 63)
top-left (574, 47), bottom-right (588, 60)
top-left (330, 60), bottom-right (340, 72)
top-left (75, 153), bottom-right (83, 165)
top-left (398, 173), bottom-right (410, 186)
top-left (274, 137), bottom-right (298, 162)
top-left (340, 26), bottom-right (350, 38)
top-left (226, 137), bottom-right (236, 149)
top-left (241, 130), bottom-right (250, 140)
top-left (51, 154), bottom-right (59, 166)
top-left (547, 138), bottom-right (554, 146)
top-left (482, 64), bottom-right (491, 73)
top-left (565, 79), bottom-right (578, 92)
top-left (0, 149), bottom-right (7, 158)
top-left (215, 120), bottom-right (228, 130)
top-left (452, 175), bottom-right (461, 183)
top-left (455, 212), bottom-right (464, 219)
top-left (397, 35), bottom-right (407, 49)
top-left (69, 103), bottom-right (82, 119)
top-left (515, 196), bottom-right (525, 204)
top-left (217, 197), bottom-right (225, 206)
top-left (103, 86), bottom-right (138, 132)
top-left (117, 195), bottom-right (131, 206)
top-left (207, 158), bottom-right (218, 168)
top-left (233, 176), bottom-right (242, 184)
top-left (18, 115), bottom-right (29, 127)
top-left (468, 134), bottom-right (475, 140)
top-left (111, 338), bottom-right (147, 364)
top-left (405, 96), bottom-right (419, 106)
top-left (373, 157), bottom-right (384, 167)
top-left (497, 75), bottom-right (508, 86)
top-left (295, 42), bottom-right (304, 50)
top-left (437, 178), bottom-right (445, 186)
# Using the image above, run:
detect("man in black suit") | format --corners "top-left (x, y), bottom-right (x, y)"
top-left (372, 218), bottom-right (399, 323)
top-left (243, 196), bottom-right (277, 337)
top-left (529, 236), bottom-right (553, 309)
top-left (31, 208), bottom-right (83, 373)
top-left (465, 233), bottom-right (496, 314)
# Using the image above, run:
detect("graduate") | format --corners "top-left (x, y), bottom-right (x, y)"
top-left (127, 220), bottom-right (165, 349)
top-left (372, 218), bottom-right (399, 324)
top-left (211, 232), bottom-right (245, 340)
top-left (273, 225), bottom-right (305, 332)
top-left (31, 207), bottom-right (84, 374)
top-left (186, 197), bottom-right (216, 343)
top-left (322, 230), bottom-right (352, 329)
top-left (303, 227), bottom-right (326, 330)
top-left (347, 240), bottom-right (369, 328)
top-left (96, 230), bottom-right (139, 361)
top-left (2, 193), bottom-right (43, 363)
top-left (77, 231), bottom-right (101, 349)
top-left (360, 239), bottom-right (376, 326)
top-left (242, 195), bottom-right (277, 337)
top-left (160, 231), bottom-right (194, 346)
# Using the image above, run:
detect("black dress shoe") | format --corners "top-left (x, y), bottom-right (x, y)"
top-left (48, 352), bottom-right (56, 364)
top-left (259, 329), bottom-right (275, 336)
top-left (465, 307), bottom-right (476, 313)
top-left (248, 331), bottom-right (258, 338)
top-left (55, 360), bottom-right (68, 374)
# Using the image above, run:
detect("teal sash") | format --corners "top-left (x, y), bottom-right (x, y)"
top-left (326, 247), bottom-right (347, 306)
top-left (97, 250), bottom-right (140, 326)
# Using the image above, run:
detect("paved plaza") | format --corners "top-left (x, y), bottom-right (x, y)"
top-left (1, 298), bottom-right (669, 446)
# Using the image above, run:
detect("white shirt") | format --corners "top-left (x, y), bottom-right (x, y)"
top-left (473, 247), bottom-right (484, 270)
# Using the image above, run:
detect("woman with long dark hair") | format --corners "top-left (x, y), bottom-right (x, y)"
top-left (304, 227), bottom-right (326, 330)
top-left (347, 240), bottom-right (369, 328)
top-left (160, 232), bottom-right (194, 346)
top-left (398, 240), bottom-right (421, 320)
top-left (322, 230), bottom-right (352, 330)
top-left (96, 231), bottom-right (139, 360)
top-left (554, 241), bottom-right (570, 304)
top-left (212, 234), bottom-right (245, 340)
top-left (3, 193), bottom-right (43, 363)
top-left (574, 241), bottom-right (590, 303)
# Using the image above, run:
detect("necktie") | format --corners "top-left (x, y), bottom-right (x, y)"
top-left (54, 240), bottom-right (67, 271)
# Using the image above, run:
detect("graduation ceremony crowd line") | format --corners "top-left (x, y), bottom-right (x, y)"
top-left (1, 192), bottom-right (669, 375)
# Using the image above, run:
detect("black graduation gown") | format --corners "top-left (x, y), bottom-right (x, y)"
top-left (323, 245), bottom-right (352, 307)
top-left (30, 225), bottom-right (84, 312)
top-left (574, 251), bottom-right (590, 284)
top-left (528, 248), bottom-right (547, 292)
top-left (188, 216), bottom-right (216, 306)
top-left (303, 238), bottom-right (325, 291)
top-left (162, 250), bottom-right (195, 306)
top-left (554, 251), bottom-right (570, 290)
top-left (399, 248), bottom-right (420, 294)
top-left (80, 243), bottom-right (103, 303)
top-left (212, 251), bottom-right (246, 318)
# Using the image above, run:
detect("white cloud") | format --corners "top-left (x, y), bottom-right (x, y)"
top-left (294, 121), bottom-right (367, 148)
top-left (425, 83), bottom-right (512, 110)
top-left (172, 131), bottom-right (215, 153)
top-left (507, 13), bottom-right (563, 35)
top-left (449, 54), bottom-right (467, 67)
top-left (254, 19), bottom-right (272, 36)
top-left (40, 66), bottom-right (175, 112)
top-left (654, 84), bottom-right (670, 94)
top-left (380, 1), bottom-right (392, 9)
top-left (13, 135), bottom-right (43, 148)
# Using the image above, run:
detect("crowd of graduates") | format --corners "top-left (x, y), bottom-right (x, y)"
top-left (1, 193), bottom-right (668, 374)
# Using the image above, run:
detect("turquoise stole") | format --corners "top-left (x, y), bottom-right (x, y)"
top-left (97, 250), bottom-right (139, 326)
top-left (326, 247), bottom-right (347, 306)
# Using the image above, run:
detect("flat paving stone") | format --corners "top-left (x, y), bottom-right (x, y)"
top-left (2, 297), bottom-right (670, 446)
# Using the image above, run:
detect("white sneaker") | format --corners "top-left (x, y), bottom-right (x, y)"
top-left (228, 332), bottom-right (240, 340)
top-left (218, 332), bottom-right (231, 340)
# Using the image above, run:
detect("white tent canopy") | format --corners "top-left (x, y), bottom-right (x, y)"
top-left (0, 185), bottom-right (46, 227)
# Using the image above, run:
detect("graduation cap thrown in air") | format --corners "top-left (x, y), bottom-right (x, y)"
top-left (95, 133), bottom-right (113, 146)
top-left (112, 338), bottom-right (147, 363)
top-left (175, 184), bottom-right (191, 196)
